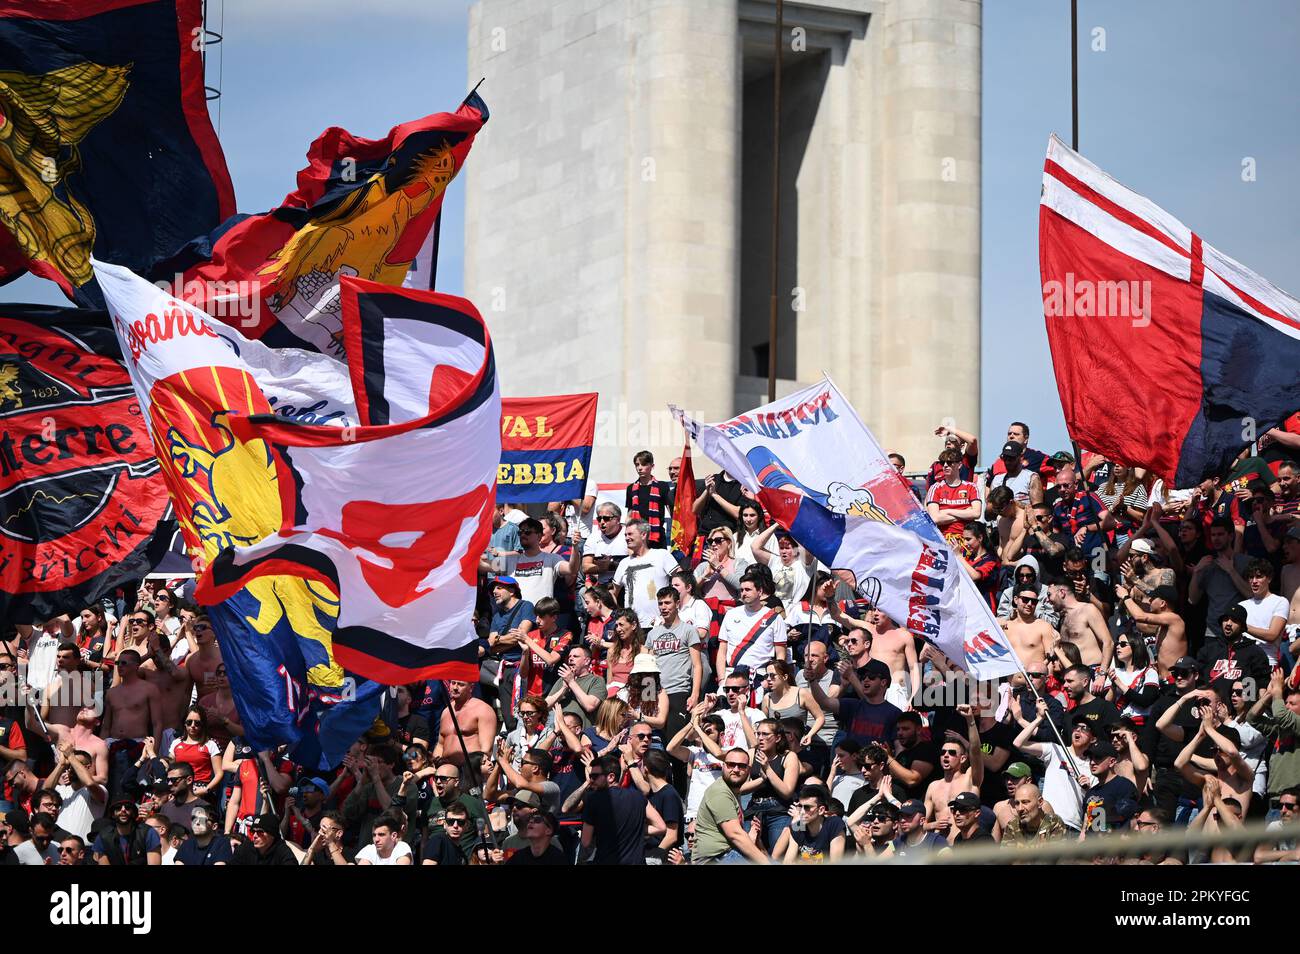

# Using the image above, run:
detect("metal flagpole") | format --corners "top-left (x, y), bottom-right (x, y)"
top-left (1068, 0), bottom-right (1085, 471)
top-left (766, 0), bottom-right (783, 403)
top-left (445, 696), bottom-right (500, 851)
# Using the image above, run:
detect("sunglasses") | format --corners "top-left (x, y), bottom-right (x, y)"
top-left (58, 846), bottom-right (79, 854)
top-left (444, 818), bottom-right (468, 827)
top-left (1116, 641), bottom-right (1130, 647)
top-left (724, 686), bottom-right (746, 693)
top-left (184, 719), bottom-right (203, 726)
top-left (596, 515), bottom-right (617, 522)
top-left (434, 775), bottom-right (459, 782)
top-left (1017, 596), bottom-right (1039, 603)
top-left (708, 537), bottom-right (727, 544)
top-left (631, 732), bottom-right (652, 740)
top-left (724, 762), bottom-right (750, 770)
top-left (1279, 803), bottom-right (1298, 811)
top-left (1026, 671), bottom-right (1046, 678)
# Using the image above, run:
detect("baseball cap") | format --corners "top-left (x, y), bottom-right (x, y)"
top-left (249, 814), bottom-right (278, 834)
top-left (1220, 603), bottom-right (1248, 626)
top-left (948, 791), bottom-right (981, 811)
top-left (1001, 440), bottom-right (1025, 459)
top-left (1049, 450), bottom-right (1076, 464)
top-left (1086, 740), bottom-right (1117, 761)
top-left (861, 659), bottom-right (891, 682)
top-left (492, 575), bottom-right (520, 590)
top-left (1171, 656), bottom-right (1199, 675)
top-left (510, 789), bottom-right (542, 808)
top-left (1005, 762), bottom-right (1032, 780)
top-left (898, 799), bottom-right (925, 817)
top-left (1129, 538), bottom-right (1156, 555)
top-left (1070, 714), bottom-right (1097, 735)
top-left (302, 776), bottom-right (330, 795)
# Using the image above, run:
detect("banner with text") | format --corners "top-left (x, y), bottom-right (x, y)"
top-left (498, 393), bottom-right (598, 504)
top-left (674, 379), bottom-right (1020, 680)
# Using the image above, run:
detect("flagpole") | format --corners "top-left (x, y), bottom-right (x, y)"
top-left (445, 697), bottom-right (500, 852)
top-left (1068, 0), bottom-right (1084, 471)
top-left (766, 0), bottom-right (783, 403)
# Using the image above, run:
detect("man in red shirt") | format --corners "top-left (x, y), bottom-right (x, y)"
top-left (925, 449), bottom-right (982, 547)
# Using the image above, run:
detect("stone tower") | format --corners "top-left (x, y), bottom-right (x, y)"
top-left (465, 0), bottom-right (981, 483)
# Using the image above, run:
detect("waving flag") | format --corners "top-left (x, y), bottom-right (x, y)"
top-left (674, 380), bottom-right (1020, 680)
top-left (152, 92), bottom-right (488, 356)
top-left (93, 258), bottom-right (389, 767)
top-left (197, 276), bottom-right (499, 684)
top-left (669, 432), bottom-right (697, 555)
top-left (0, 305), bottom-right (173, 621)
top-left (498, 393), bottom-right (597, 504)
top-left (1040, 133), bottom-right (1300, 488)
top-left (0, 0), bottom-right (234, 301)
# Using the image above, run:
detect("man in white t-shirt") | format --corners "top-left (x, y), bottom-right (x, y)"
top-left (355, 812), bottom-right (413, 865)
top-left (582, 502), bottom-right (629, 586)
top-left (1014, 707), bottom-right (1095, 831)
top-left (612, 520), bottom-right (682, 627)
top-left (1241, 559), bottom-right (1289, 668)
top-left (716, 672), bottom-right (765, 752)
top-left (20, 617), bottom-right (72, 695)
top-left (717, 569), bottom-right (787, 678)
top-left (497, 518), bottom-right (574, 608)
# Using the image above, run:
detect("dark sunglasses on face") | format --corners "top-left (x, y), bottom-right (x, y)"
top-left (596, 515), bottom-right (616, 522)
top-left (724, 762), bottom-right (749, 770)
top-left (724, 686), bottom-right (746, 693)
top-left (631, 732), bottom-right (652, 740)
top-left (444, 818), bottom-right (468, 827)
top-left (184, 719), bottom-right (203, 726)
top-left (434, 775), bottom-right (458, 783)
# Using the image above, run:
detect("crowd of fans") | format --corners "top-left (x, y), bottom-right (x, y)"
top-left (2, 419), bottom-right (1299, 866)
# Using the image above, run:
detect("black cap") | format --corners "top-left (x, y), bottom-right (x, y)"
top-left (1171, 656), bottom-right (1199, 675)
top-left (249, 814), bottom-right (278, 835)
top-left (898, 799), bottom-right (925, 817)
top-left (861, 659), bottom-right (891, 682)
top-left (1070, 714), bottom-right (1097, 735)
top-left (1001, 440), bottom-right (1025, 458)
top-left (1220, 603), bottom-right (1248, 626)
top-left (1086, 740), bottom-right (1117, 761)
top-left (948, 791), bottom-right (981, 811)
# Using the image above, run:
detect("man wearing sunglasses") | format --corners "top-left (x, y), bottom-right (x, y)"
top-left (231, 813), bottom-right (298, 865)
top-left (1253, 786), bottom-right (1300, 863)
top-left (582, 503), bottom-right (628, 586)
top-left (101, 649), bottom-right (163, 800)
top-left (421, 801), bottom-right (481, 865)
top-left (692, 749), bottom-right (769, 864)
top-left (1001, 587), bottom-right (1053, 673)
top-left (157, 762), bottom-right (206, 828)
top-left (57, 834), bottom-right (90, 866)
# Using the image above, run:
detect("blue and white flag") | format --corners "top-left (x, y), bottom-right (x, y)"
top-left (674, 379), bottom-right (1021, 680)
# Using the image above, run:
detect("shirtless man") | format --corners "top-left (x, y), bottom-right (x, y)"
top-left (1047, 582), bottom-right (1114, 671)
top-left (102, 651), bottom-right (163, 741)
top-left (922, 704), bottom-right (983, 835)
top-left (986, 486), bottom-right (1030, 564)
top-left (136, 627), bottom-right (192, 734)
top-left (185, 615), bottom-right (224, 703)
top-left (433, 679), bottom-right (498, 768)
top-left (42, 642), bottom-right (93, 730)
top-left (999, 588), bottom-right (1053, 672)
top-left (1116, 582), bottom-right (1185, 679)
top-left (859, 608), bottom-right (920, 710)
top-left (1175, 706), bottom-right (1255, 813)
top-left (34, 705), bottom-right (109, 786)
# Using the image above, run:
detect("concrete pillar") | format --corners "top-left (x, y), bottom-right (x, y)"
top-left (877, 0), bottom-right (981, 469)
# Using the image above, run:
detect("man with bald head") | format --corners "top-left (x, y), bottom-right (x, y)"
top-left (1001, 782), bottom-right (1067, 846)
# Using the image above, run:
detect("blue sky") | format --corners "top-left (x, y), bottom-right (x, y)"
top-left (8, 0), bottom-right (1297, 465)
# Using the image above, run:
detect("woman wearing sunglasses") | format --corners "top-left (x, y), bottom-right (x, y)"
top-left (168, 704), bottom-right (223, 799)
top-left (1101, 629), bottom-right (1161, 728)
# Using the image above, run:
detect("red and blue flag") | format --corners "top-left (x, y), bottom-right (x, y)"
top-left (498, 393), bottom-right (598, 504)
top-left (1040, 134), bottom-right (1300, 488)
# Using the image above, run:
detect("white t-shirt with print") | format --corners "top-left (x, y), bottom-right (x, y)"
top-left (1039, 743), bottom-right (1094, 831)
top-left (613, 549), bottom-right (681, 627)
top-left (501, 551), bottom-right (567, 607)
